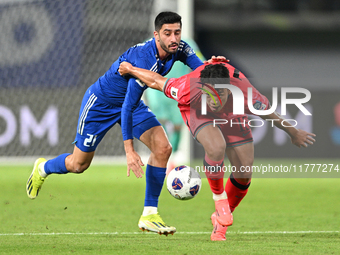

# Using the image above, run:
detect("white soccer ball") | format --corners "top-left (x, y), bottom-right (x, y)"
top-left (166, 165), bottom-right (202, 200)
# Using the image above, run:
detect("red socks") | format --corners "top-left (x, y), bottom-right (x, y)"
top-left (225, 173), bottom-right (251, 213)
top-left (204, 155), bottom-right (225, 195)
top-left (204, 155), bottom-right (251, 212)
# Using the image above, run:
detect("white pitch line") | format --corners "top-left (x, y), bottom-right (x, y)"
top-left (0, 231), bottom-right (338, 236)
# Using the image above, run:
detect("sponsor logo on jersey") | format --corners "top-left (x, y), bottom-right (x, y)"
top-left (171, 87), bottom-right (179, 99)
top-left (184, 46), bottom-right (195, 57)
top-left (136, 79), bottom-right (146, 87)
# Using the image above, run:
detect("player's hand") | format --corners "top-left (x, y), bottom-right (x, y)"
top-left (125, 150), bottom-right (145, 178)
top-left (204, 55), bottom-right (230, 64)
top-left (290, 129), bottom-right (316, 148)
top-left (118, 61), bottom-right (133, 76)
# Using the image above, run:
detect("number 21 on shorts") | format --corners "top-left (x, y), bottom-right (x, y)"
top-left (84, 134), bottom-right (97, 147)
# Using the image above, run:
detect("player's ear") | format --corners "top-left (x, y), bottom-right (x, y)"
top-left (154, 30), bottom-right (159, 40)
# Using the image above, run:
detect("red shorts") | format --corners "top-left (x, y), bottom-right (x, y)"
top-left (181, 108), bottom-right (253, 147)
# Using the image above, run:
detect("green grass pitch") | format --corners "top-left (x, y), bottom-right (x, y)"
top-left (1, 159), bottom-right (339, 254)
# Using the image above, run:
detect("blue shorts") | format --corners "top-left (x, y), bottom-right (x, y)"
top-left (74, 86), bottom-right (160, 152)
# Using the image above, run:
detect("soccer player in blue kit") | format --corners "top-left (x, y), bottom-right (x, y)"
top-left (26, 12), bottom-right (204, 235)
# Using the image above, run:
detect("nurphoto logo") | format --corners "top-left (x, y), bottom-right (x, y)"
top-left (200, 84), bottom-right (311, 128)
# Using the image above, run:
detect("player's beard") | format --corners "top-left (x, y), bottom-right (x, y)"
top-left (159, 38), bottom-right (178, 55)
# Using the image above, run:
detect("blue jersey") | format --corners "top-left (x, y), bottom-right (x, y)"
top-left (90, 38), bottom-right (203, 140)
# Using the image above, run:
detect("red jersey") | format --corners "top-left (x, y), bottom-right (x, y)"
top-left (163, 62), bottom-right (269, 118)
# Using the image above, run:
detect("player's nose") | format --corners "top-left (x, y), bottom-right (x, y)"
top-left (170, 33), bottom-right (177, 43)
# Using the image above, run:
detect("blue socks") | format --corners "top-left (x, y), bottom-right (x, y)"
top-left (44, 153), bottom-right (70, 175)
top-left (144, 165), bottom-right (166, 207)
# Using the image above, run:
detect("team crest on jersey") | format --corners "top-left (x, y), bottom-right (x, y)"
top-left (171, 87), bottom-right (178, 99)
top-left (253, 100), bottom-right (266, 110)
top-left (184, 46), bottom-right (195, 57)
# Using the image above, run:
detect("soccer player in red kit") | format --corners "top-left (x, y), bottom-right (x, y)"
top-left (118, 61), bottom-right (316, 241)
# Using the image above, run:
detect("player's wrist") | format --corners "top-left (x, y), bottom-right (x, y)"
top-left (129, 65), bottom-right (137, 75)
top-left (286, 126), bottom-right (299, 137)
top-left (124, 139), bottom-right (135, 153)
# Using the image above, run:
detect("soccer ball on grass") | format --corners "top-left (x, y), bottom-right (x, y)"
top-left (166, 165), bottom-right (201, 200)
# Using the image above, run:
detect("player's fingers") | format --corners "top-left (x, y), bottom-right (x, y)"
top-left (127, 167), bottom-right (131, 177)
top-left (138, 165), bottom-right (144, 177)
top-left (118, 67), bottom-right (124, 75)
top-left (306, 139), bottom-right (314, 145)
top-left (307, 135), bottom-right (316, 143)
top-left (301, 142), bottom-right (308, 148)
top-left (308, 136), bottom-right (316, 142)
top-left (307, 133), bottom-right (316, 139)
top-left (134, 166), bottom-right (143, 178)
top-left (138, 164), bottom-right (145, 176)
top-left (215, 56), bottom-right (230, 62)
top-left (118, 67), bottom-right (126, 75)
top-left (131, 168), bottom-right (139, 178)
top-left (132, 161), bottom-right (143, 178)
top-left (138, 158), bottom-right (144, 167)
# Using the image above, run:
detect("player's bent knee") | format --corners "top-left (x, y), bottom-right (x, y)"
top-left (205, 142), bottom-right (226, 160)
top-left (153, 142), bottom-right (172, 160)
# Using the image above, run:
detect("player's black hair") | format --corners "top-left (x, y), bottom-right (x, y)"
top-left (154, 11), bottom-right (182, 31)
top-left (200, 63), bottom-right (230, 85)
top-left (199, 64), bottom-right (230, 95)
top-left (200, 64), bottom-right (229, 79)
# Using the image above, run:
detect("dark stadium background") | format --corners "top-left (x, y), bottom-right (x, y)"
top-left (0, 0), bottom-right (339, 158)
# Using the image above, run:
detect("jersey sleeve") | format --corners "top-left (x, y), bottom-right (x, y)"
top-left (120, 47), bottom-right (154, 140)
top-left (163, 76), bottom-right (189, 105)
top-left (178, 40), bottom-right (203, 71)
top-left (121, 77), bottom-right (147, 140)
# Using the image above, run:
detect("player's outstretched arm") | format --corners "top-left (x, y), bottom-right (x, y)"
top-left (261, 111), bottom-right (316, 148)
top-left (119, 62), bottom-right (167, 91)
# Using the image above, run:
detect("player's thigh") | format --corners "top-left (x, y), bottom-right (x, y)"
top-left (132, 101), bottom-right (171, 155)
top-left (222, 116), bottom-right (254, 178)
top-left (196, 124), bottom-right (226, 160)
top-left (180, 109), bottom-right (226, 160)
top-left (226, 143), bottom-right (254, 179)
top-left (226, 143), bottom-right (254, 168)
top-left (139, 125), bottom-right (171, 154)
top-left (75, 87), bottom-right (121, 153)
